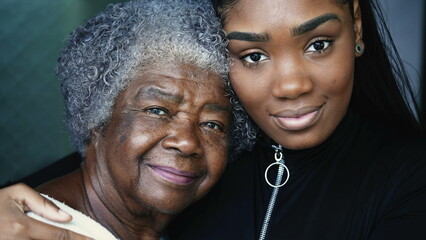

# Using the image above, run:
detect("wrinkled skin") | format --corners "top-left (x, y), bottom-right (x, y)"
top-left (0, 63), bottom-right (231, 240)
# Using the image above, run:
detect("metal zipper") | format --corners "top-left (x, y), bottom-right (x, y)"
top-left (258, 145), bottom-right (286, 240)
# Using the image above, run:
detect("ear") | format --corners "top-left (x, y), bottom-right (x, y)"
top-left (84, 129), bottom-right (102, 165)
top-left (90, 129), bottom-right (102, 147)
top-left (353, 0), bottom-right (363, 45)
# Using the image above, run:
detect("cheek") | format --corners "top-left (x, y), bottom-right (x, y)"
top-left (119, 115), bottom-right (167, 151)
top-left (318, 53), bottom-right (355, 98)
top-left (101, 115), bottom-right (168, 181)
top-left (324, 73), bottom-right (353, 98)
top-left (230, 66), bottom-right (268, 106)
top-left (205, 139), bottom-right (228, 179)
top-left (229, 62), bottom-right (243, 87)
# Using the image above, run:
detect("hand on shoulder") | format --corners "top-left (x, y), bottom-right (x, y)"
top-left (0, 183), bottom-right (92, 240)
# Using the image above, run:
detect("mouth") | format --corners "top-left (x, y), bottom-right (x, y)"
top-left (272, 104), bottom-right (324, 131)
top-left (147, 164), bottom-right (198, 185)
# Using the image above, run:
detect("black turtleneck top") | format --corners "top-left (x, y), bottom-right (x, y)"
top-left (169, 112), bottom-right (426, 239)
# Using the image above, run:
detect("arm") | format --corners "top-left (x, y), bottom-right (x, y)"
top-left (0, 183), bottom-right (92, 240)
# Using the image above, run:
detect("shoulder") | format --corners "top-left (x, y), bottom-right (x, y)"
top-left (27, 194), bottom-right (118, 240)
top-left (363, 117), bottom-right (426, 183)
top-left (36, 169), bottom-right (86, 211)
top-left (368, 137), bottom-right (426, 238)
top-left (382, 137), bottom-right (426, 186)
top-left (372, 129), bottom-right (426, 173)
top-left (333, 114), bottom-right (426, 202)
top-left (354, 113), bottom-right (425, 162)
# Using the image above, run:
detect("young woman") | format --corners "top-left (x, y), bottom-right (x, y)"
top-left (0, 0), bottom-right (425, 239)
top-left (169, 0), bottom-right (426, 239)
top-left (0, 0), bottom-right (232, 239)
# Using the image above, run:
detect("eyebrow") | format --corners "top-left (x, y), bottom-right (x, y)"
top-left (291, 13), bottom-right (341, 36)
top-left (226, 31), bottom-right (270, 42)
top-left (204, 103), bottom-right (232, 113)
top-left (137, 87), bottom-right (183, 103)
top-left (136, 87), bottom-right (231, 113)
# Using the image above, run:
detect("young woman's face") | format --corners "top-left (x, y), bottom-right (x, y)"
top-left (225, 0), bottom-right (362, 149)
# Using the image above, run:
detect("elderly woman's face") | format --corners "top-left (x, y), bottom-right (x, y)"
top-left (90, 64), bottom-right (231, 214)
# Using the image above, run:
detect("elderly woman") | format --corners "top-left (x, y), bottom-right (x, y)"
top-left (0, 0), bottom-right (232, 239)
top-left (2, 0), bottom-right (426, 239)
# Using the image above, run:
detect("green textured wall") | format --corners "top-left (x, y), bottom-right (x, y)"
top-left (0, 0), bottom-right (120, 185)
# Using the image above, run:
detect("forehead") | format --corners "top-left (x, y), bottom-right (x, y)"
top-left (133, 64), bottom-right (223, 88)
top-left (122, 63), bottom-right (228, 104)
top-left (226, 0), bottom-right (347, 29)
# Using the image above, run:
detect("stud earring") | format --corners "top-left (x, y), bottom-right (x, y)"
top-left (355, 43), bottom-right (364, 55)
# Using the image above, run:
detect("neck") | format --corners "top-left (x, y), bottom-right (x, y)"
top-left (80, 160), bottom-right (174, 240)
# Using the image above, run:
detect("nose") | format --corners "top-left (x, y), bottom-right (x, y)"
top-left (271, 57), bottom-right (313, 99)
top-left (162, 118), bottom-right (203, 158)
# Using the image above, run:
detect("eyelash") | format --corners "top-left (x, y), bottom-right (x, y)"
top-left (239, 52), bottom-right (268, 68)
top-left (306, 38), bottom-right (334, 54)
top-left (237, 38), bottom-right (334, 68)
top-left (145, 107), bottom-right (226, 133)
top-left (201, 121), bottom-right (226, 133)
top-left (145, 107), bottom-right (170, 116)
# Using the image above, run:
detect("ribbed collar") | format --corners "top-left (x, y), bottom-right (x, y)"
top-left (258, 111), bottom-right (359, 171)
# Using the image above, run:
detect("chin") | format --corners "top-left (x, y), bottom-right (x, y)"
top-left (152, 202), bottom-right (192, 215)
top-left (276, 132), bottom-right (328, 150)
top-left (145, 194), bottom-right (196, 215)
top-left (282, 142), bottom-right (315, 150)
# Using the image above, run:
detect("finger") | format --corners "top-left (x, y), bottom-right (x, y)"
top-left (14, 217), bottom-right (94, 240)
top-left (9, 184), bottom-right (72, 223)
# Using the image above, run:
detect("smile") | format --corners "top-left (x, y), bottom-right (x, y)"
top-left (148, 164), bottom-right (198, 185)
top-left (272, 105), bottom-right (324, 131)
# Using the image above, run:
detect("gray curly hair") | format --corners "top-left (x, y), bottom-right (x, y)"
top-left (57, 0), bottom-right (230, 156)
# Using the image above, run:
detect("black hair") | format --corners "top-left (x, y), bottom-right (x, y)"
top-left (350, 0), bottom-right (424, 137)
top-left (213, 0), bottom-right (425, 155)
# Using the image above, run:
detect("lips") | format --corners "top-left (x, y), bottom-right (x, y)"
top-left (147, 164), bottom-right (198, 185)
top-left (272, 105), bottom-right (324, 131)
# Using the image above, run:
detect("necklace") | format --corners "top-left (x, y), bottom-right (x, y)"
top-left (258, 144), bottom-right (290, 240)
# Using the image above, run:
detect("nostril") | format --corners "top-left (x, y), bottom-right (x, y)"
top-left (162, 133), bottom-right (203, 158)
top-left (272, 77), bottom-right (314, 99)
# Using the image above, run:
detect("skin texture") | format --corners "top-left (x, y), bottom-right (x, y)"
top-left (36, 63), bottom-right (231, 240)
top-left (225, 0), bottom-right (363, 150)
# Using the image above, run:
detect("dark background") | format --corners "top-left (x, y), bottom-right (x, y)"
top-left (0, 0), bottom-right (424, 185)
top-left (0, 0), bottom-right (121, 184)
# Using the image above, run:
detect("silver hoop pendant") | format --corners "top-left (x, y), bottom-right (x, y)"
top-left (264, 145), bottom-right (290, 188)
top-left (264, 162), bottom-right (290, 188)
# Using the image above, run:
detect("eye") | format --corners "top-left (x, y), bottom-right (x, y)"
top-left (240, 52), bottom-right (268, 64)
top-left (306, 39), bottom-right (333, 53)
top-left (200, 121), bottom-right (225, 132)
top-left (145, 107), bottom-right (169, 116)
